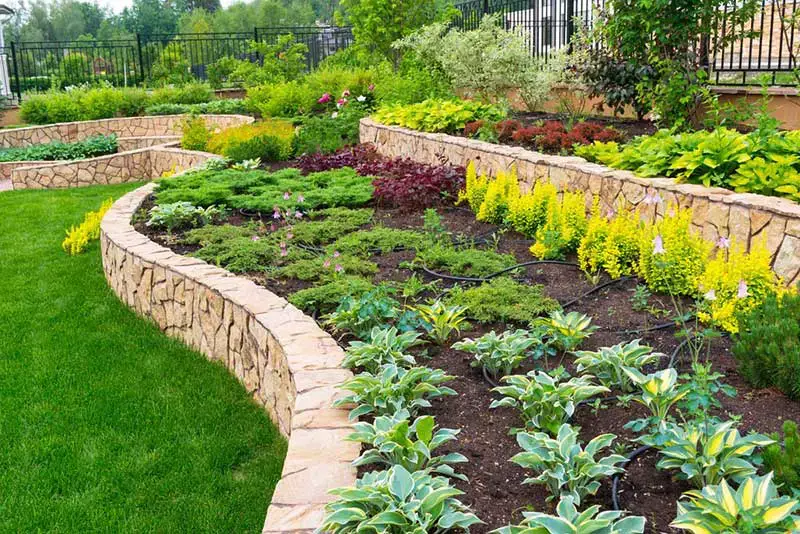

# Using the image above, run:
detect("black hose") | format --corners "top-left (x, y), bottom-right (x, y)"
top-left (561, 276), bottom-right (634, 309)
top-left (482, 366), bottom-right (500, 388)
top-left (611, 445), bottom-right (652, 511)
top-left (668, 337), bottom-right (694, 369)
top-left (421, 260), bottom-right (581, 284)
top-left (616, 321), bottom-right (677, 335)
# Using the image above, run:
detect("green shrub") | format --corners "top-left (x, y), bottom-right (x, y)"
top-left (118, 88), bottom-right (151, 117)
top-left (0, 134), bottom-right (117, 162)
top-left (80, 87), bottom-right (124, 120)
top-left (227, 134), bottom-right (287, 162)
top-left (19, 93), bottom-right (50, 124)
top-left (42, 91), bottom-right (83, 123)
top-left (145, 99), bottom-right (248, 116)
top-left (246, 80), bottom-right (316, 117)
top-left (732, 292), bottom-right (800, 400)
top-left (446, 277), bottom-right (561, 324)
top-left (293, 102), bottom-right (370, 155)
top-left (763, 420), bottom-right (800, 494)
top-left (151, 82), bottom-right (215, 105)
top-left (332, 227), bottom-right (431, 256)
top-left (374, 98), bottom-right (505, 134)
top-left (290, 208), bottom-right (374, 245)
top-left (207, 121), bottom-right (294, 162)
top-left (415, 244), bottom-right (518, 277)
top-left (180, 115), bottom-right (211, 152)
top-left (288, 276), bottom-right (375, 313)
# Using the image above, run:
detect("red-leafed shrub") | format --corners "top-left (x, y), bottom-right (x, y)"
top-left (494, 119), bottom-right (522, 142)
top-left (464, 120), bottom-right (486, 138)
top-left (296, 144), bottom-right (382, 174)
top-left (366, 158), bottom-right (465, 211)
top-left (510, 120), bottom-right (622, 154)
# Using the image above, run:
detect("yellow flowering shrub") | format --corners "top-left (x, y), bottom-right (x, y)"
top-left (476, 167), bottom-right (519, 225)
top-left (207, 119), bottom-right (295, 161)
top-left (62, 198), bottom-right (114, 255)
top-left (507, 181), bottom-right (558, 238)
top-left (457, 161), bottom-right (489, 214)
top-left (578, 199), bottom-right (608, 275)
top-left (637, 207), bottom-right (711, 296)
top-left (696, 240), bottom-right (786, 333)
top-left (529, 191), bottom-right (588, 259)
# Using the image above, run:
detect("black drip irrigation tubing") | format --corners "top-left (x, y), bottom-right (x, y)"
top-left (611, 446), bottom-right (652, 511)
top-left (421, 260), bottom-right (580, 284)
top-left (560, 276), bottom-right (634, 309)
top-left (482, 367), bottom-right (500, 388)
top-left (616, 321), bottom-right (678, 336)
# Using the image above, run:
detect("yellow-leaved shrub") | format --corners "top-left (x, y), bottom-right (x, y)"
top-left (476, 167), bottom-right (519, 225)
top-left (578, 200), bottom-right (643, 279)
top-left (696, 240), bottom-right (786, 333)
top-left (529, 191), bottom-right (588, 259)
top-left (457, 161), bottom-right (490, 214)
top-left (62, 198), bottom-right (114, 255)
top-left (637, 206), bottom-right (711, 296)
top-left (507, 181), bottom-right (558, 238)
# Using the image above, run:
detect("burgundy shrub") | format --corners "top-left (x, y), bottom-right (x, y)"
top-left (464, 120), bottom-right (486, 138)
top-left (364, 158), bottom-right (466, 211)
top-left (494, 119), bottom-right (522, 142)
top-left (296, 144), bottom-right (381, 174)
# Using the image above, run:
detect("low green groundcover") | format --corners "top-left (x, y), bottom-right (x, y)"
top-left (0, 134), bottom-right (118, 163)
top-left (0, 183), bottom-right (286, 532)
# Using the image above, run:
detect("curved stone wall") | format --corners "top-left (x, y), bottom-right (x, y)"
top-left (360, 118), bottom-right (800, 286)
top-left (101, 184), bottom-right (357, 532)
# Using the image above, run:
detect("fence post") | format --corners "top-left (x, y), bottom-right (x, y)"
top-left (136, 33), bottom-right (145, 85)
top-left (566, 0), bottom-right (575, 52)
top-left (10, 41), bottom-right (20, 103)
top-left (483, 0), bottom-right (489, 15)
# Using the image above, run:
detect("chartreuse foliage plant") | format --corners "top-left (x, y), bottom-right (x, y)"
top-left (529, 191), bottom-right (589, 260)
top-left (320, 465), bottom-right (482, 533)
top-left (491, 370), bottom-right (609, 435)
top-left (458, 161), bottom-right (490, 214)
top-left (637, 207), bottom-right (710, 296)
top-left (732, 292), bottom-right (800, 400)
top-left (342, 327), bottom-right (425, 373)
top-left (412, 300), bottom-right (469, 345)
top-left (62, 198), bottom-right (113, 255)
top-left (207, 120), bottom-right (295, 162)
top-left (453, 329), bottom-right (539, 380)
top-left (506, 181), bottom-right (558, 238)
top-left (334, 364), bottom-right (456, 420)
top-left (534, 311), bottom-right (598, 352)
top-left (445, 277), bottom-right (561, 324)
top-left (671, 474), bottom-right (800, 533)
top-left (476, 168), bottom-right (519, 225)
top-left (623, 368), bottom-right (687, 435)
top-left (490, 495), bottom-right (646, 534)
top-left (578, 200), bottom-right (643, 279)
top-left (348, 409), bottom-right (468, 480)
top-left (373, 99), bottom-right (505, 134)
top-left (510, 424), bottom-right (627, 505)
top-left (696, 240), bottom-right (785, 334)
top-left (573, 339), bottom-right (663, 393)
top-left (655, 420), bottom-right (774, 489)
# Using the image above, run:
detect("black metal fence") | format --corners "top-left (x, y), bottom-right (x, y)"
top-left (1, 25), bottom-right (355, 101)
top-left (452, 0), bottom-right (800, 86)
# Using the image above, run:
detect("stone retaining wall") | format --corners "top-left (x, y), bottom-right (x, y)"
top-left (360, 118), bottom-right (800, 287)
top-left (101, 184), bottom-right (357, 533)
top-left (0, 114), bottom-right (252, 147)
top-left (11, 146), bottom-right (215, 189)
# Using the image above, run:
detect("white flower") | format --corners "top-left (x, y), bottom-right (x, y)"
top-left (737, 280), bottom-right (749, 299)
top-left (652, 235), bottom-right (666, 255)
top-left (716, 236), bottom-right (731, 249)
top-left (331, 112), bottom-right (339, 119)
top-left (643, 190), bottom-right (663, 205)
top-left (704, 289), bottom-right (717, 301)
top-left (357, 95), bottom-right (367, 102)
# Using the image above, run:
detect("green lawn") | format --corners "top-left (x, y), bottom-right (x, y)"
top-left (0, 183), bottom-right (287, 532)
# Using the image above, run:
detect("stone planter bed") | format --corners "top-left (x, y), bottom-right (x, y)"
top-left (360, 118), bottom-right (800, 287)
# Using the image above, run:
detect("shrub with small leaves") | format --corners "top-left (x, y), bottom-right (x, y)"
top-left (510, 423), bottom-right (626, 504)
top-left (446, 277), bottom-right (561, 324)
top-left (334, 364), bottom-right (457, 420)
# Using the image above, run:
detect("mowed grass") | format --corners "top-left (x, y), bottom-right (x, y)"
top-left (0, 183), bottom-right (287, 533)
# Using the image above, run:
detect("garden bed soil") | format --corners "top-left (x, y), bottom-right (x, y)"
top-left (136, 195), bottom-right (800, 534)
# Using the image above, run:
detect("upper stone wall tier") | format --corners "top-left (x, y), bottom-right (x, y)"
top-left (101, 184), bottom-right (357, 533)
top-left (360, 118), bottom-right (800, 287)
top-left (11, 146), bottom-right (216, 190)
top-left (0, 114), bottom-right (253, 148)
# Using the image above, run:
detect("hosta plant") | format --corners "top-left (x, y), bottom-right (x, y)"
top-left (623, 367), bottom-right (687, 439)
top-left (413, 301), bottom-right (470, 345)
top-left (490, 495), bottom-right (646, 534)
top-left (535, 311), bottom-right (598, 352)
top-left (348, 410), bottom-right (468, 480)
top-left (325, 287), bottom-right (423, 339)
top-left (510, 423), bottom-right (627, 504)
top-left (654, 420), bottom-right (774, 488)
top-left (453, 329), bottom-right (539, 380)
top-left (671, 473), bottom-right (800, 533)
top-left (334, 364), bottom-right (456, 420)
top-left (342, 327), bottom-right (425, 373)
top-left (147, 201), bottom-right (224, 232)
top-left (491, 370), bottom-right (609, 435)
top-left (573, 339), bottom-right (663, 393)
top-left (320, 465), bottom-right (483, 533)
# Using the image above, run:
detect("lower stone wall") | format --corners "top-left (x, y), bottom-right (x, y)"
top-left (101, 184), bottom-right (357, 533)
top-left (0, 114), bottom-right (253, 148)
top-left (0, 160), bottom-right (50, 180)
top-left (360, 119), bottom-right (800, 287)
top-left (11, 146), bottom-right (215, 189)
top-left (118, 136), bottom-right (181, 151)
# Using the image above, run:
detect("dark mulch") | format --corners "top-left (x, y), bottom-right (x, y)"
top-left (138, 196), bottom-right (800, 534)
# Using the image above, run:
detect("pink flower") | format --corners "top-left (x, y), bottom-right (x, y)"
top-left (270, 222), bottom-right (277, 232)
top-left (342, 89), bottom-right (351, 97)
top-left (283, 192), bottom-right (291, 200)
top-left (251, 235), bottom-right (261, 242)
top-left (272, 207), bottom-right (281, 220)
top-left (704, 289), bottom-right (717, 301)
top-left (716, 236), bottom-right (731, 249)
top-left (368, 84), bottom-right (375, 92)
top-left (318, 93), bottom-right (331, 104)
top-left (643, 190), bottom-right (663, 205)
top-left (297, 194), bottom-right (305, 203)
top-left (323, 259), bottom-right (331, 268)
top-left (294, 210), bottom-right (303, 219)
top-left (286, 231), bottom-right (294, 240)
top-left (737, 280), bottom-right (749, 299)
top-left (336, 98), bottom-right (347, 108)
top-left (333, 251), bottom-right (340, 258)
top-left (335, 264), bottom-right (343, 273)
top-left (652, 235), bottom-right (666, 255)
top-left (280, 242), bottom-right (288, 257)
top-left (606, 208), bottom-right (616, 219)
